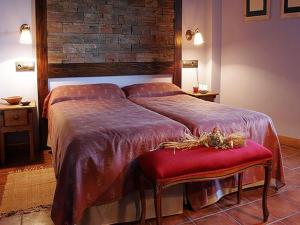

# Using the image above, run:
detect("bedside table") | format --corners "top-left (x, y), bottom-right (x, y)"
top-left (187, 92), bottom-right (219, 102)
top-left (0, 101), bottom-right (38, 165)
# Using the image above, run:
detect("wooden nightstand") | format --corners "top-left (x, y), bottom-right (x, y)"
top-left (187, 92), bottom-right (219, 102)
top-left (0, 101), bottom-right (38, 165)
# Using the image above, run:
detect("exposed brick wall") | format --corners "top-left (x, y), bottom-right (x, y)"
top-left (47, 0), bottom-right (175, 64)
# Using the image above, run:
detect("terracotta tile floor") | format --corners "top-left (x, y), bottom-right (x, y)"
top-left (0, 145), bottom-right (300, 225)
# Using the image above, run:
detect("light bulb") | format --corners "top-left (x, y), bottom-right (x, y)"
top-left (194, 32), bottom-right (204, 46)
top-left (20, 24), bottom-right (32, 45)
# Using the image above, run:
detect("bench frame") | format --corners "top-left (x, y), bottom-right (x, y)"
top-left (139, 159), bottom-right (272, 225)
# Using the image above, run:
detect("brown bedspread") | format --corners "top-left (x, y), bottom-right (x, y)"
top-left (129, 94), bottom-right (285, 207)
top-left (47, 98), bottom-right (188, 225)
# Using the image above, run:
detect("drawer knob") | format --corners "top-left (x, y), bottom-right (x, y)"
top-left (13, 115), bottom-right (20, 120)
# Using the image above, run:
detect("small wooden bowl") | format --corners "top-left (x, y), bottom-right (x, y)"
top-left (1, 96), bottom-right (23, 105)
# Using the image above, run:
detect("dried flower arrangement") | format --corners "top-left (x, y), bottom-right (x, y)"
top-left (158, 127), bottom-right (246, 150)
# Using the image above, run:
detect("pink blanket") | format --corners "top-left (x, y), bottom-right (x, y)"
top-left (47, 99), bottom-right (188, 225)
top-left (129, 94), bottom-right (285, 208)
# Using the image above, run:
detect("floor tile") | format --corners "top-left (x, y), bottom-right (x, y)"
top-left (277, 187), bottom-right (300, 206)
top-left (267, 222), bottom-right (285, 225)
top-left (161, 213), bottom-right (192, 225)
top-left (243, 187), bottom-right (277, 202)
top-left (194, 212), bottom-right (239, 225)
top-left (146, 213), bottom-right (192, 225)
top-left (292, 167), bottom-right (300, 174)
top-left (280, 212), bottom-right (300, 225)
top-left (22, 210), bottom-right (54, 225)
top-left (283, 155), bottom-right (300, 170)
top-left (216, 192), bottom-right (249, 210)
top-left (226, 202), bottom-right (277, 225)
top-left (283, 170), bottom-right (300, 187)
top-left (0, 214), bottom-right (21, 225)
top-left (184, 204), bottom-right (221, 220)
top-left (253, 194), bottom-right (300, 220)
top-left (282, 166), bottom-right (293, 176)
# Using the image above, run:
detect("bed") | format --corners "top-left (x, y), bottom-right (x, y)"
top-left (123, 82), bottom-right (285, 209)
top-left (43, 83), bottom-right (189, 225)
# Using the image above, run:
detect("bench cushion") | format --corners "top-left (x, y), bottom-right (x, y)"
top-left (138, 140), bottom-right (272, 180)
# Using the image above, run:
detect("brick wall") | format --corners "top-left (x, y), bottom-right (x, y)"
top-left (47, 0), bottom-right (175, 64)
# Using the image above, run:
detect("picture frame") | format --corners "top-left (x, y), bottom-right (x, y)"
top-left (244, 0), bottom-right (270, 21)
top-left (281, 0), bottom-right (300, 18)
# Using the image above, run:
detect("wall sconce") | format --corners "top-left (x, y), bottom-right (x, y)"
top-left (185, 29), bottom-right (204, 46)
top-left (20, 24), bottom-right (32, 45)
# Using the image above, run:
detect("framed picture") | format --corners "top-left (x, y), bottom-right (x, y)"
top-left (281, 0), bottom-right (300, 18)
top-left (244, 0), bottom-right (270, 21)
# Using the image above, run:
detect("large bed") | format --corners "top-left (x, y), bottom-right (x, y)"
top-left (43, 84), bottom-right (188, 225)
top-left (45, 82), bottom-right (285, 225)
top-left (123, 82), bottom-right (285, 209)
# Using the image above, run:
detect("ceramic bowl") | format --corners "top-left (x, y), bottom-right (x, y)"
top-left (21, 101), bottom-right (31, 106)
top-left (199, 90), bottom-right (208, 94)
top-left (1, 96), bottom-right (23, 105)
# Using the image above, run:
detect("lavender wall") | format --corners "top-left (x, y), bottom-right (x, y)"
top-left (0, 0), bottom-right (37, 102)
top-left (182, 0), bottom-right (210, 92)
top-left (182, 0), bottom-right (222, 96)
top-left (209, 0), bottom-right (222, 102)
top-left (221, 0), bottom-right (300, 138)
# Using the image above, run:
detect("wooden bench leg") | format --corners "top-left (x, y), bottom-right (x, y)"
top-left (154, 183), bottom-right (163, 225)
top-left (263, 162), bottom-right (272, 222)
top-left (237, 173), bottom-right (243, 204)
top-left (139, 173), bottom-right (146, 225)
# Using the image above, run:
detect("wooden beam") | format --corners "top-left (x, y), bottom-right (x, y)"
top-left (173, 0), bottom-right (182, 87)
top-left (36, 0), bottom-right (48, 115)
top-left (48, 62), bottom-right (174, 78)
top-left (36, 0), bottom-right (48, 149)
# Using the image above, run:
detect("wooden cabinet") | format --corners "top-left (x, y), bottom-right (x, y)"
top-left (187, 92), bottom-right (219, 102)
top-left (0, 102), bottom-right (38, 165)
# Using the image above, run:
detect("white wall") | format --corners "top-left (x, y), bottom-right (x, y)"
top-left (221, 0), bottom-right (300, 139)
top-left (182, 0), bottom-right (222, 99)
top-left (182, 0), bottom-right (210, 92)
top-left (0, 0), bottom-right (37, 103)
top-left (49, 75), bottom-right (172, 90)
top-left (209, 0), bottom-right (222, 102)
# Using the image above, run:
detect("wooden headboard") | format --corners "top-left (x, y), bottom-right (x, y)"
top-left (36, 0), bottom-right (182, 147)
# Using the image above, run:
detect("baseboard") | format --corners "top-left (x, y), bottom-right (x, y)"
top-left (279, 135), bottom-right (300, 149)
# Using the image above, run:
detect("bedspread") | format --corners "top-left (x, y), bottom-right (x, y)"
top-left (47, 99), bottom-right (188, 225)
top-left (129, 94), bottom-right (285, 208)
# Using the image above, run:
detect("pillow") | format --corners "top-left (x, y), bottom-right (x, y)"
top-left (122, 82), bottom-right (185, 98)
top-left (42, 83), bottom-right (125, 118)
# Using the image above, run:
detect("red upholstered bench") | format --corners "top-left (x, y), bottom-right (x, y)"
top-left (138, 140), bottom-right (273, 225)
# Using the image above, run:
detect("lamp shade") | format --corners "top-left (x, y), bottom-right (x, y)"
top-left (20, 24), bottom-right (32, 45)
top-left (194, 32), bottom-right (204, 46)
